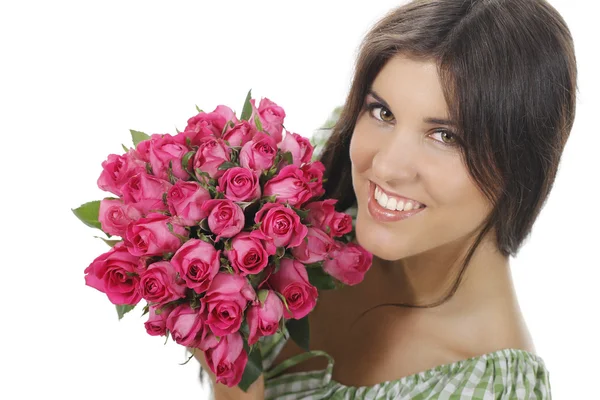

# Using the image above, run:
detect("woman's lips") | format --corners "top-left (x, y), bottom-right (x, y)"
top-left (366, 181), bottom-right (426, 222)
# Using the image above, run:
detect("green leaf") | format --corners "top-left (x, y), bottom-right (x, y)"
top-left (240, 89), bottom-right (253, 121)
top-left (198, 218), bottom-right (210, 232)
top-left (182, 151), bottom-right (196, 174)
top-left (222, 119), bottom-right (236, 135)
top-left (282, 151), bottom-right (294, 166)
top-left (275, 247), bottom-right (285, 259)
top-left (166, 222), bottom-right (189, 242)
top-left (286, 316), bottom-right (310, 352)
top-left (304, 261), bottom-right (323, 268)
top-left (116, 304), bottom-right (136, 320)
top-left (167, 161), bottom-right (177, 184)
top-left (141, 303), bottom-right (150, 317)
top-left (72, 200), bottom-right (103, 231)
top-left (254, 114), bottom-right (263, 131)
top-left (306, 267), bottom-right (337, 290)
top-left (93, 236), bottom-right (121, 247)
top-left (179, 348), bottom-right (196, 365)
top-left (261, 195), bottom-right (277, 203)
top-left (196, 105), bottom-right (204, 113)
top-left (121, 144), bottom-right (130, 153)
top-left (238, 344), bottom-right (263, 392)
top-left (130, 129), bottom-right (150, 147)
top-left (257, 289), bottom-right (269, 305)
top-left (236, 200), bottom-right (255, 210)
top-left (218, 161), bottom-right (238, 171)
top-left (291, 206), bottom-right (308, 220)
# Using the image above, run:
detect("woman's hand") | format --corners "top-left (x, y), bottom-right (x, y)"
top-left (191, 348), bottom-right (265, 400)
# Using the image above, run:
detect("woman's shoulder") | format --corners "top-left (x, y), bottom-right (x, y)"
top-left (260, 331), bottom-right (551, 400)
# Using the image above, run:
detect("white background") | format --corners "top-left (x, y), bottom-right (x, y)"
top-left (1, 1), bottom-right (598, 399)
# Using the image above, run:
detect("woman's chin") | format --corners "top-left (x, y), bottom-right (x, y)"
top-left (355, 219), bottom-right (409, 262)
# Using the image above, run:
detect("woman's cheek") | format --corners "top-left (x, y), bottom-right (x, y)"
top-left (351, 115), bottom-right (384, 168)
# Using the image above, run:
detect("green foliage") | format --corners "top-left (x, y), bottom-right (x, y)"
top-left (238, 344), bottom-right (264, 392)
top-left (116, 304), bottom-right (136, 320)
top-left (130, 129), bottom-right (150, 147)
top-left (72, 201), bottom-right (104, 232)
top-left (286, 316), bottom-right (310, 352)
top-left (240, 89), bottom-right (253, 121)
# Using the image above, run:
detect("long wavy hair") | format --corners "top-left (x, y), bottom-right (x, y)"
top-left (319, 0), bottom-right (577, 308)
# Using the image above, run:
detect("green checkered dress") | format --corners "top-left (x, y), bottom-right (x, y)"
top-left (260, 330), bottom-right (551, 399)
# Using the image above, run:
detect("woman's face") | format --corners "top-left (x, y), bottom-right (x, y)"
top-left (350, 55), bottom-right (492, 261)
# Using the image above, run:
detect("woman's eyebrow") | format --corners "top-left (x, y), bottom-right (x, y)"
top-left (424, 117), bottom-right (457, 127)
top-left (366, 89), bottom-right (391, 110)
top-left (368, 88), bottom-right (457, 127)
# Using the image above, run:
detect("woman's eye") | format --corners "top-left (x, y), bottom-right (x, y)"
top-left (368, 104), bottom-right (395, 123)
top-left (430, 129), bottom-right (457, 145)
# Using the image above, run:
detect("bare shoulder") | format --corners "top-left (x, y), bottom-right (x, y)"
top-left (270, 276), bottom-right (536, 387)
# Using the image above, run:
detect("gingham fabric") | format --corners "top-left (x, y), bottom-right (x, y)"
top-left (260, 331), bottom-right (551, 399)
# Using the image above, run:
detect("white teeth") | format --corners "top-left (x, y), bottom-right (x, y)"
top-left (380, 192), bottom-right (388, 206)
top-left (373, 184), bottom-right (423, 211)
top-left (396, 200), bottom-right (405, 211)
top-left (385, 197), bottom-right (397, 211)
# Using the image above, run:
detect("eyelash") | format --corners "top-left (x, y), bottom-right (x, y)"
top-left (364, 101), bottom-right (461, 148)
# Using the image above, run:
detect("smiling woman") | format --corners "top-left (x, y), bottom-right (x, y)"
top-left (253, 0), bottom-right (577, 398)
top-left (350, 57), bottom-right (492, 261)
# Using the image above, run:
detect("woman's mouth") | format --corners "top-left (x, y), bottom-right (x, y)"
top-left (367, 181), bottom-right (426, 222)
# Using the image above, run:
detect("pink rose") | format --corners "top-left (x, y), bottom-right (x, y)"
top-left (84, 242), bottom-right (142, 305)
top-left (263, 165), bottom-right (313, 207)
top-left (139, 261), bottom-right (187, 304)
top-left (144, 304), bottom-right (173, 336)
top-left (268, 258), bottom-right (317, 320)
top-left (217, 167), bottom-right (261, 202)
top-left (278, 131), bottom-right (314, 166)
top-left (254, 203), bottom-right (307, 251)
top-left (202, 272), bottom-right (255, 336)
top-left (131, 138), bottom-right (151, 162)
top-left (121, 172), bottom-right (172, 215)
top-left (177, 105), bottom-right (238, 146)
top-left (323, 243), bottom-right (372, 286)
top-left (304, 200), bottom-right (352, 237)
top-left (98, 198), bottom-right (142, 237)
top-left (167, 181), bottom-right (211, 225)
top-left (329, 212), bottom-right (353, 237)
top-left (166, 303), bottom-right (216, 349)
top-left (246, 290), bottom-right (284, 345)
top-left (250, 98), bottom-right (286, 143)
top-left (148, 134), bottom-right (190, 181)
top-left (97, 153), bottom-right (145, 196)
top-left (301, 161), bottom-right (325, 199)
top-left (200, 199), bottom-right (245, 240)
top-left (171, 239), bottom-right (221, 294)
top-left (124, 213), bottom-right (188, 257)
top-left (205, 332), bottom-right (248, 387)
top-left (222, 120), bottom-right (256, 147)
top-left (304, 199), bottom-right (337, 231)
top-left (193, 137), bottom-right (231, 179)
top-left (291, 227), bottom-right (334, 264)
top-left (239, 132), bottom-right (277, 172)
top-left (225, 232), bottom-right (270, 276)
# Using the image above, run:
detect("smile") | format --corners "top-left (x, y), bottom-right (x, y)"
top-left (367, 181), bottom-right (426, 222)
top-left (374, 184), bottom-right (425, 211)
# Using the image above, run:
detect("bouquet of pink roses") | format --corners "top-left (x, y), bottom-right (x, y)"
top-left (73, 91), bottom-right (372, 390)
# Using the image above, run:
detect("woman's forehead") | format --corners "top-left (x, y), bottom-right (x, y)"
top-left (371, 55), bottom-right (451, 121)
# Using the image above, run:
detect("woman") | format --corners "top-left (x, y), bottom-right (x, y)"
top-left (196, 0), bottom-right (577, 398)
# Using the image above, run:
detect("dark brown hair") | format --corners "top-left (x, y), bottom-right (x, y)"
top-left (320, 0), bottom-right (577, 307)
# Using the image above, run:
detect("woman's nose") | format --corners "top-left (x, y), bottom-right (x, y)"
top-left (370, 128), bottom-right (419, 184)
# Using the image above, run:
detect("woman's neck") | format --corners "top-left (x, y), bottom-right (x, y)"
top-left (360, 233), bottom-right (514, 314)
